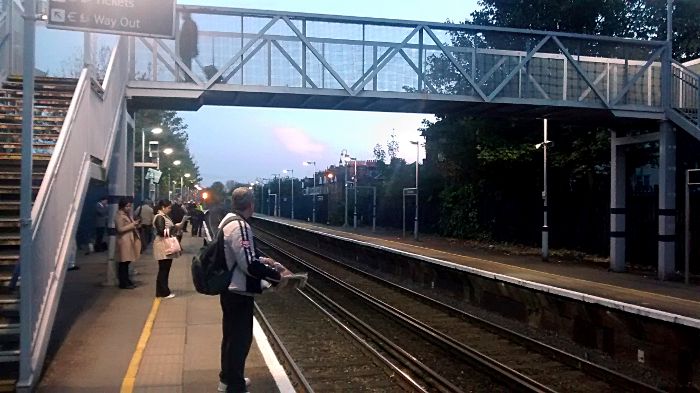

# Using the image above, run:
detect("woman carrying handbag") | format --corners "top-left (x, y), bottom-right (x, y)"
top-left (153, 199), bottom-right (183, 298)
top-left (115, 198), bottom-right (142, 289)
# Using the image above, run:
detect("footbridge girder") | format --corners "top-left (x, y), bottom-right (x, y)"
top-left (125, 5), bottom-right (696, 128)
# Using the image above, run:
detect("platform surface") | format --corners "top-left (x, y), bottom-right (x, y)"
top-left (37, 234), bottom-right (293, 393)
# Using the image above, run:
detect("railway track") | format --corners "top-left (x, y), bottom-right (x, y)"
top-left (253, 226), bottom-right (664, 393)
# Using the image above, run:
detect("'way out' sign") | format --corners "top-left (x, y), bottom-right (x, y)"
top-left (48, 0), bottom-right (176, 39)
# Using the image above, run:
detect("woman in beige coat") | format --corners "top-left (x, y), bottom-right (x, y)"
top-left (115, 198), bottom-right (142, 289)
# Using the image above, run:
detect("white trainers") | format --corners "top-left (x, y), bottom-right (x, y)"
top-left (217, 378), bottom-right (250, 392)
top-left (164, 293), bottom-right (176, 299)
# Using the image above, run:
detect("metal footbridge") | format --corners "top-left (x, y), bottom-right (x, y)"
top-left (126, 6), bottom-right (698, 139)
top-left (0, 2), bottom-right (699, 392)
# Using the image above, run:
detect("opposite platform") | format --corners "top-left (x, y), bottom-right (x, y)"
top-left (255, 214), bottom-right (700, 324)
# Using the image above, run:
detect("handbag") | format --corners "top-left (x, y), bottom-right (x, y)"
top-left (163, 228), bottom-right (182, 257)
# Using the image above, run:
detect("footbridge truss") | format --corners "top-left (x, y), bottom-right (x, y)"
top-left (128, 5), bottom-right (698, 139)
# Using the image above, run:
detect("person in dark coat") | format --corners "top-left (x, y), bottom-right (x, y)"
top-left (178, 12), bottom-right (198, 82)
top-left (169, 200), bottom-right (186, 242)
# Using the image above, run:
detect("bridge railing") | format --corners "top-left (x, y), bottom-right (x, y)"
top-left (131, 5), bottom-right (673, 113)
top-left (671, 60), bottom-right (700, 126)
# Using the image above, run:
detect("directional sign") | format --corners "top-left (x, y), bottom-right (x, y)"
top-left (48, 0), bottom-right (176, 39)
top-left (403, 187), bottom-right (417, 196)
top-left (133, 162), bottom-right (158, 168)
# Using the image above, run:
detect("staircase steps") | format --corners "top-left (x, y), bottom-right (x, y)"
top-left (0, 76), bottom-right (75, 390)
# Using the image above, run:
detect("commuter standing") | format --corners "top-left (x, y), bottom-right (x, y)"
top-left (136, 199), bottom-right (155, 251)
top-left (114, 198), bottom-right (141, 289)
top-left (178, 12), bottom-right (198, 82)
top-left (191, 202), bottom-right (204, 237)
top-left (95, 196), bottom-right (109, 252)
top-left (152, 200), bottom-right (182, 299)
top-left (170, 199), bottom-right (186, 242)
top-left (217, 187), bottom-right (288, 393)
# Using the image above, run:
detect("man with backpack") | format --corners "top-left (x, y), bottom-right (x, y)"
top-left (216, 187), bottom-right (288, 393)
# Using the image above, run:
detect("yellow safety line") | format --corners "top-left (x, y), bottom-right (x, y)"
top-left (312, 224), bottom-right (700, 307)
top-left (120, 298), bottom-right (162, 393)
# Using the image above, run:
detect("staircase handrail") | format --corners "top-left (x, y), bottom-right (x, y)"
top-left (17, 35), bottom-right (130, 391)
top-left (670, 59), bottom-right (700, 128)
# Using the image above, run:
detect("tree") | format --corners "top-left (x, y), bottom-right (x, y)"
top-left (387, 131), bottom-right (399, 160)
top-left (373, 143), bottom-right (387, 162)
top-left (136, 110), bottom-right (201, 201)
top-left (57, 44), bottom-right (113, 78)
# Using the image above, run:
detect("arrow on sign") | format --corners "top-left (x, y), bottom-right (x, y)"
top-left (51, 9), bottom-right (65, 22)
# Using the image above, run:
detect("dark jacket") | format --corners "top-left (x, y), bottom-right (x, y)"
top-left (178, 18), bottom-right (198, 59)
top-left (170, 203), bottom-right (186, 226)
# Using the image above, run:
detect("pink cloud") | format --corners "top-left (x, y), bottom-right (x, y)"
top-left (273, 127), bottom-right (326, 154)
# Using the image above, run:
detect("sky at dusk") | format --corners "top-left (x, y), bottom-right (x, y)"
top-left (35, 0), bottom-right (481, 186)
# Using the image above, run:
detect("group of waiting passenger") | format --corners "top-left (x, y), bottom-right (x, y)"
top-left (113, 198), bottom-right (203, 297)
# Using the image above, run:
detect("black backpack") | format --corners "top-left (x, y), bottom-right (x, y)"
top-left (191, 215), bottom-right (242, 295)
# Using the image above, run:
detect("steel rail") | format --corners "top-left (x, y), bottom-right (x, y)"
top-left (256, 235), bottom-right (553, 393)
top-left (254, 225), bottom-right (664, 393)
top-left (253, 303), bottom-right (314, 392)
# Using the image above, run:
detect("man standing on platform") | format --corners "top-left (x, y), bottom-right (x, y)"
top-left (217, 187), bottom-right (288, 393)
top-left (136, 199), bottom-right (154, 251)
top-left (170, 199), bottom-right (186, 242)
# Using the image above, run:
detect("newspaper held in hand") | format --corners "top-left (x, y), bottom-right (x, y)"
top-left (262, 272), bottom-right (308, 292)
top-left (279, 273), bottom-right (308, 290)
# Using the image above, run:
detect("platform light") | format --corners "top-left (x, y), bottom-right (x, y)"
top-left (173, 160), bottom-right (181, 166)
top-left (163, 148), bottom-right (174, 155)
top-left (151, 127), bottom-right (163, 135)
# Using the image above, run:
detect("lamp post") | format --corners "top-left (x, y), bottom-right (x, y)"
top-left (409, 140), bottom-right (423, 241)
top-left (283, 169), bottom-right (295, 219)
top-left (162, 148), bottom-right (174, 199)
top-left (141, 127), bottom-right (162, 201)
top-left (535, 119), bottom-right (552, 261)
top-left (271, 174), bottom-right (280, 216)
top-left (183, 173), bottom-right (190, 200)
top-left (303, 161), bottom-right (317, 223)
top-left (260, 178), bottom-right (268, 214)
top-left (340, 149), bottom-right (356, 228)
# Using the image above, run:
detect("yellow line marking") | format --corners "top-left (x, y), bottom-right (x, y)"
top-left (120, 298), bottom-right (161, 393)
top-left (305, 222), bottom-right (700, 307)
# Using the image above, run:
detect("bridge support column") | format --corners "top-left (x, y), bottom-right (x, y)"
top-left (126, 108), bottom-right (135, 197)
top-left (105, 101), bottom-right (129, 286)
top-left (610, 131), bottom-right (626, 272)
top-left (658, 120), bottom-right (677, 280)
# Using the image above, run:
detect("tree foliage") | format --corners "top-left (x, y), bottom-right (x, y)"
top-left (413, 0), bottom-right (699, 259)
top-left (136, 110), bottom-right (201, 201)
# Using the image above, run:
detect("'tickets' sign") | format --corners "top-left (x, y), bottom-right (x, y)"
top-left (48, 0), bottom-right (176, 39)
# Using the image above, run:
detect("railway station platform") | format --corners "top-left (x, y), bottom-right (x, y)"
top-left (255, 215), bottom-right (700, 324)
top-left (36, 236), bottom-right (294, 393)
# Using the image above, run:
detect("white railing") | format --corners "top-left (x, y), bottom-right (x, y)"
top-left (672, 60), bottom-right (700, 126)
top-left (17, 35), bottom-right (130, 390)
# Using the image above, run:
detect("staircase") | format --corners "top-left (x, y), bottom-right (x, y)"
top-left (0, 75), bottom-right (76, 392)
